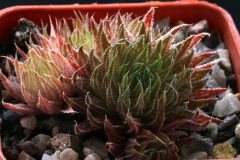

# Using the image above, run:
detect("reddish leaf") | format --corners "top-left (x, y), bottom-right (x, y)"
top-left (189, 88), bottom-right (227, 100)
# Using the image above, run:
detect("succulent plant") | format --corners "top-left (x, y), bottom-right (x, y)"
top-left (0, 7), bottom-right (227, 159)
top-left (61, 8), bottom-right (227, 159)
top-left (0, 15), bottom-right (92, 115)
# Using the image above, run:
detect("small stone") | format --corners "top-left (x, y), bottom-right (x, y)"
top-left (218, 49), bottom-right (232, 72)
top-left (204, 123), bottom-right (218, 142)
top-left (51, 150), bottom-right (61, 159)
top-left (16, 141), bottom-right (40, 157)
top-left (212, 64), bottom-right (226, 88)
top-left (83, 147), bottom-right (95, 157)
top-left (213, 93), bottom-right (240, 118)
top-left (20, 116), bottom-right (37, 130)
top-left (224, 136), bottom-right (237, 145)
top-left (217, 130), bottom-right (235, 143)
top-left (212, 143), bottom-right (236, 159)
top-left (189, 19), bottom-right (208, 34)
top-left (44, 149), bottom-right (55, 155)
top-left (41, 151), bottom-right (61, 160)
top-left (219, 114), bottom-right (239, 131)
top-left (48, 133), bottom-right (79, 151)
top-left (52, 126), bottom-right (59, 137)
top-left (31, 134), bottom-right (51, 155)
top-left (2, 110), bottom-right (21, 132)
top-left (180, 138), bottom-right (213, 156)
top-left (205, 77), bottom-right (220, 89)
top-left (42, 154), bottom-right (53, 160)
top-left (182, 151), bottom-right (207, 160)
top-left (235, 123), bottom-right (240, 139)
top-left (153, 17), bottom-right (170, 32)
top-left (194, 42), bottom-right (212, 57)
top-left (215, 42), bottom-right (225, 50)
top-left (82, 137), bottom-right (108, 159)
top-left (18, 151), bottom-right (36, 160)
top-left (84, 154), bottom-right (100, 160)
top-left (59, 148), bottom-right (78, 160)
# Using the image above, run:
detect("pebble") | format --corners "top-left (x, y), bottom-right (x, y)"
top-left (180, 138), bottom-right (213, 156)
top-left (224, 136), bottom-right (237, 145)
top-left (52, 126), bottom-right (59, 137)
top-left (44, 149), bottom-right (55, 155)
top-left (51, 150), bottom-right (61, 159)
top-left (219, 49), bottom-right (232, 72)
top-left (82, 137), bottom-right (108, 159)
top-left (212, 64), bottom-right (226, 88)
top-left (153, 17), bottom-right (170, 32)
top-left (31, 134), bottom-right (51, 155)
top-left (189, 19), bottom-right (208, 35)
top-left (16, 141), bottom-right (41, 157)
top-left (18, 151), bottom-right (36, 160)
top-left (84, 154), bottom-right (100, 160)
top-left (42, 152), bottom-right (60, 160)
top-left (212, 143), bottom-right (236, 159)
top-left (20, 115), bottom-right (37, 130)
top-left (213, 93), bottom-right (240, 118)
top-left (205, 123), bottom-right (218, 142)
top-left (60, 148), bottom-right (78, 160)
top-left (1, 110), bottom-right (21, 132)
top-left (219, 114), bottom-right (239, 131)
top-left (217, 129), bottom-right (235, 143)
top-left (235, 123), bottom-right (240, 139)
top-left (48, 133), bottom-right (79, 151)
top-left (194, 42), bottom-right (212, 57)
top-left (83, 147), bottom-right (101, 160)
top-left (182, 151), bottom-right (207, 160)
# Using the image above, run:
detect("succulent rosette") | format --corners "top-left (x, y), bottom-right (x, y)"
top-left (0, 14), bottom-right (93, 115)
top-left (61, 8), bottom-right (227, 159)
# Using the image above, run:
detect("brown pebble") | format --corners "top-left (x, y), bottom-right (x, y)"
top-left (235, 93), bottom-right (240, 100)
top-left (60, 148), bottom-right (78, 160)
top-left (18, 151), bottom-right (36, 160)
top-left (20, 116), bottom-right (37, 130)
top-left (52, 126), bottom-right (59, 137)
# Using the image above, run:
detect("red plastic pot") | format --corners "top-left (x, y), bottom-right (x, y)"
top-left (0, 0), bottom-right (239, 159)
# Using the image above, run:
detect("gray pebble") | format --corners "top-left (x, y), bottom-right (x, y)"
top-left (180, 138), bottom-right (213, 156)
top-left (212, 64), bottom-right (226, 88)
top-left (218, 49), bottom-right (232, 72)
top-left (213, 93), bottom-right (240, 118)
top-left (235, 123), bottom-right (240, 139)
top-left (205, 123), bottom-right (218, 142)
top-left (219, 114), bottom-right (239, 131)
